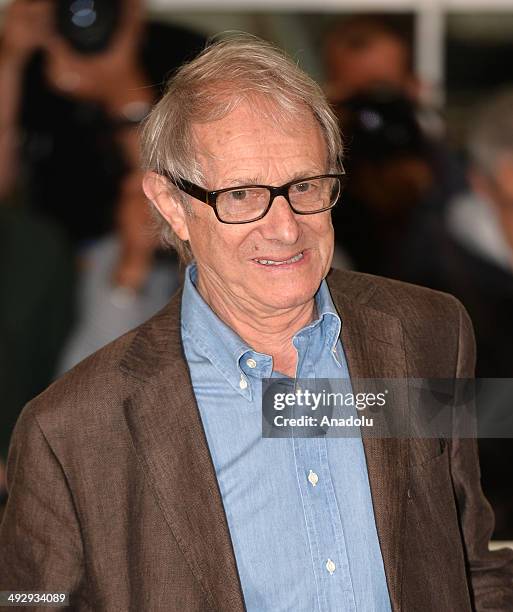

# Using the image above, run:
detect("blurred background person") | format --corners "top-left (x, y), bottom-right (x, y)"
top-left (322, 13), bottom-right (467, 212)
top-left (331, 88), bottom-right (439, 279)
top-left (400, 91), bottom-right (513, 539)
top-left (0, 0), bottom-right (205, 490)
top-left (405, 90), bottom-right (513, 377)
top-left (323, 13), bottom-right (419, 103)
top-left (322, 14), bottom-right (512, 539)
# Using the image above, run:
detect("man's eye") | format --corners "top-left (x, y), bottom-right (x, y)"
top-left (229, 190), bottom-right (248, 201)
top-left (294, 182), bottom-right (313, 193)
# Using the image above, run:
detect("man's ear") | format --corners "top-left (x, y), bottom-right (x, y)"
top-left (142, 171), bottom-right (190, 241)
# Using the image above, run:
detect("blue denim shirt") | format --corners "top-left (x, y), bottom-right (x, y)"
top-left (181, 263), bottom-right (391, 611)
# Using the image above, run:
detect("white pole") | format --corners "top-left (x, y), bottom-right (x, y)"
top-left (415, 0), bottom-right (446, 107)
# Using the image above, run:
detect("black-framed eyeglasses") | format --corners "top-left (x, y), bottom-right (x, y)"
top-left (165, 171), bottom-right (346, 224)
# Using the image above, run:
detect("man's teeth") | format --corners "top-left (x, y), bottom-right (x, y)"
top-left (256, 252), bottom-right (304, 266)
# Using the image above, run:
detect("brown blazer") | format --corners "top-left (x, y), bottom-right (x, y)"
top-left (1, 269), bottom-right (512, 611)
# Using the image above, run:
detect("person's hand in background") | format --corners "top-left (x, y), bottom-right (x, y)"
top-left (1, 0), bottom-right (53, 65)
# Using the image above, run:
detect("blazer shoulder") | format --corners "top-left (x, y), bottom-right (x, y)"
top-left (328, 267), bottom-right (467, 324)
top-left (328, 268), bottom-right (475, 377)
top-left (24, 286), bottom-right (183, 422)
top-left (20, 327), bottom-right (138, 432)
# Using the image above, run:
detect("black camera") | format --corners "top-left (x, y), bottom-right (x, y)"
top-left (55, 0), bottom-right (122, 54)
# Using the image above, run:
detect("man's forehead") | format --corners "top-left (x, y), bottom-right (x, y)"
top-left (191, 103), bottom-right (325, 165)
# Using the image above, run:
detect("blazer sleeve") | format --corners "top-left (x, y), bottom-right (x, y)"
top-left (449, 299), bottom-right (513, 611)
top-left (0, 405), bottom-right (91, 610)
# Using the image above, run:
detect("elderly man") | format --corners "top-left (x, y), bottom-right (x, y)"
top-left (1, 35), bottom-right (512, 611)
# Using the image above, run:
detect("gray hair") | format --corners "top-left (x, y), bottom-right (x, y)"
top-left (468, 89), bottom-right (513, 178)
top-left (140, 32), bottom-right (343, 263)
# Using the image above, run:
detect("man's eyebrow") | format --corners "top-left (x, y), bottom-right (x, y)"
top-left (223, 177), bottom-right (261, 187)
top-left (287, 170), bottom-right (327, 182)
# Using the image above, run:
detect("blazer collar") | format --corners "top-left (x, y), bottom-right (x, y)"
top-left (121, 270), bottom-right (407, 612)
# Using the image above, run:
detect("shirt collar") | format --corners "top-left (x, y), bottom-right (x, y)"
top-left (181, 263), bottom-right (342, 399)
top-left (181, 263), bottom-right (264, 400)
top-left (294, 274), bottom-right (342, 355)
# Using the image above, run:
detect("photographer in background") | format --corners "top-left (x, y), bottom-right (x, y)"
top-left (331, 88), bottom-right (443, 280)
top-left (0, 0), bottom-right (204, 492)
top-left (322, 14), bottom-right (467, 217)
top-left (0, 0), bottom-right (203, 284)
top-left (323, 14), bottom-right (419, 104)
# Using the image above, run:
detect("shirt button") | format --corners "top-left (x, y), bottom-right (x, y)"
top-left (239, 376), bottom-right (248, 390)
top-left (307, 470), bottom-right (319, 487)
top-left (246, 358), bottom-right (257, 368)
top-left (326, 559), bottom-right (336, 575)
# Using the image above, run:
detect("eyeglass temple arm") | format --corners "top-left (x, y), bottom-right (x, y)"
top-left (170, 176), bottom-right (211, 204)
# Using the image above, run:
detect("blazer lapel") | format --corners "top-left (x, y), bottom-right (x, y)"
top-left (330, 278), bottom-right (409, 612)
top-left (121, 292), bottom-right (245, 612)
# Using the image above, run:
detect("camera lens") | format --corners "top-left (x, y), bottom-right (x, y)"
top-left (56, 0), bottom-right (122, 54)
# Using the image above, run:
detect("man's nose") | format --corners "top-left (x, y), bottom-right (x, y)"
top-left (259, 195), bottom-right (300, 244)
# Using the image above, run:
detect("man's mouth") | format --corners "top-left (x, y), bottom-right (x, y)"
top-left (253, 251), bottom-right (304, 266)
